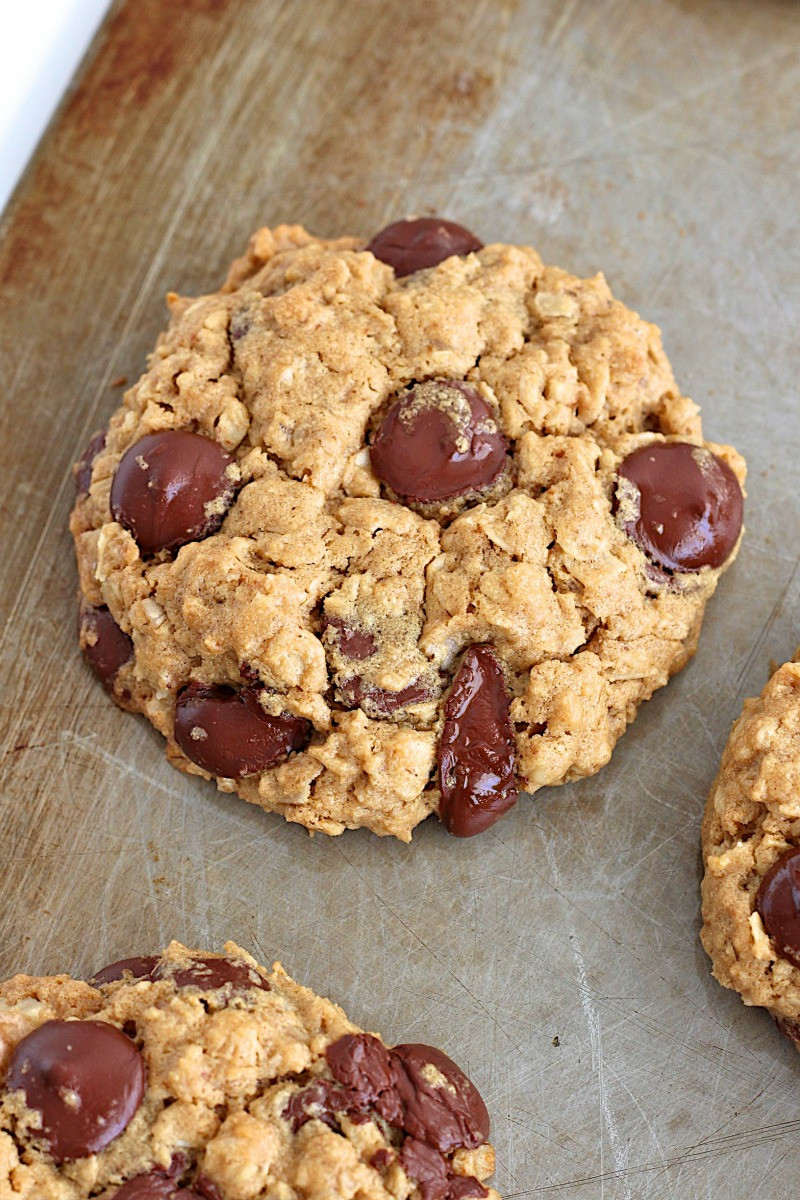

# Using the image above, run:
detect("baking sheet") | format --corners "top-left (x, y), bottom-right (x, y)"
top-left (1, 0), bottom-right (800, 1195)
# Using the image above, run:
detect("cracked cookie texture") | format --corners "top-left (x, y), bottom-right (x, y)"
top-left (0, 940), bottom-right (498, 1199)
top-left (70, 221), bottom-right (746, 839)
top-left (701, 654), bottom-right (800, 1042)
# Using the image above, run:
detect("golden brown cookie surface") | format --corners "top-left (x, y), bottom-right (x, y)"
top-left (71, 220), bottom-right (745, 839)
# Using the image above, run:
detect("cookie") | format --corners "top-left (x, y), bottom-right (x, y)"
top-left (70, 217), bottom-right (746, 840)
top-left (701, 655), bottom-right (800, 1045)
top-left (0, 940), bottom-right (498, 1199)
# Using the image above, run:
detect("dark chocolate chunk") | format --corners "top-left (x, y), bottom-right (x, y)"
top-left (447, 1176), bottom-right (489, 1199)
top-left (756, 847), bottom-right (800, 968)
top-left (438, 645), bottom-right (517, 837)
top-left (192, 1176), bottom-right (223, 1200)
top-left (338, 675), bottom-right (433, 717)
top-left (370, 381), bottom-right (507, 505)
top-left (75, 431), bottom-right (106, 495)
top-left (153, 953), bottom-right (270, 993)
top-left (90, 956), bottom-right (159, 987)
top-left (616, 442), bottom-right (743, 572)
top-left (111, 1173), bottom-right (205, 1200)
top-left (367, 218), bottom-right (482, 277)
top-left (6, 1020), bottom-right (145, 1162)
top-left (323, 616), bottom-right (377, 661)
top-left (399, 1139), bottom-right (487, 1200)
top-left (173, 682), bottom-right (311, 779)
top-left (79, 604), bottom-right (134, 692)
top-left (324, 1032), bottom-right (402, 1125)
top-left (110, 430), bottom-right (236, 555)
top-left (390, 1043), bottom-right (490, 1153)
top-left (282, 1080), bottom-right (350, 1133)
top-left (326, 1033), bottom-right (394, 1097)
top-left (400, 1139), bottom-right (449, 1200)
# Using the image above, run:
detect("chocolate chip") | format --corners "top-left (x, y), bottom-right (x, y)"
top-left (756, 847), bottom-right (800, 968)
top-left (400, 1139), bottom-right (449, 1200)
top-left (447, 1176), bottom-right (489, 1199)
top-left (282, 1080), bottom-right (350, 1133)
top-left (390, 1043), bottom-right (490, 1153)
top-left (399, 1139), bottom-right (488, 1200)
top-left (367, 218), bottom-right (482, 276)
top-left (326, 1034), bottom-right (396, 1105)
top-left (110, 431), bottom-right (237, 555)
top-left (111, 1172), bottom-right (205, 1200)
top-left (153, 954), bottom-right (270, 993)
top-left (173, 682), bottom-right (311, 779)
top-left (323, 616), bottom-right (377, 661)
top-left (90, 956), bottom-right (159, 986)
top-left (79, 604), bottom-right (134, 692)
top-left (75, 431), bottom-right (106, 495)
top-left (371, 1148), bottom-right (393, 1170)
top-left (616, 442), bottom-right (743, 572)
top-left (370, 381), bottom-right (507, 505)
top-left (6, 1020), bottom-right (145, 1162)
top-left (192, 1176), bottom-right (223, 1200)
top-left (324, 1033), bottom-right (402, 1125)
top-left (338, 675), bottom-right (434, 718)
top-left (438, 645), bottom-right (517, 837)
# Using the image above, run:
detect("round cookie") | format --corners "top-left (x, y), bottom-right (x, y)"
top-left (701, 654), bottom-right (800, 1044)
top-left (71, 218), bottom-right (745, 840)
top-left (0, 941), bottom-right (498, 1199)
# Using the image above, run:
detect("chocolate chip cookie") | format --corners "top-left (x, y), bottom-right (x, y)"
top-left (701, 655), bottom-right (800, 1045)
top-left (71, 217), bottom-right (746, 839)
top-left (0, 940), bottom-right (498, 1199)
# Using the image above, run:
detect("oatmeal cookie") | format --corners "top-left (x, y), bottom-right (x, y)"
top-left (71, 217), bottom-right (745, 839)
top-left (0, 940), bottom-right (497, 1199)
top-left (701, 654), bottom-right (800, 1046)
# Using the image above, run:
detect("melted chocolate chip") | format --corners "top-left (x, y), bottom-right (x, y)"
top-left (367, 218), bottom-right (482, 276)
top-left (282, 1080), bottom-right (350, 1133)
top-left (326, 1033), bottom-right (394, 1095)
top-left (323, 1033), bottom-right (402, 1125)
top-left (6, 1020), bottom-right (145, 1162)
top-left (371, 1148), bottom-right (393, 1170)
top-left (79, 604), bottom-right (134, 692)
top-left (400, 1139), bottom-right (448, 1200)
top-left (192, 1176), bottom-right (223, 1200)
top-left (153, 954), bottom-right (270, 993)
top-left (370, 381), bottom-right (507, 505)
top-left (323, 616), bottom-right (377, 661)
top-left (338, 675), bottom-right (433, 717)
top-left (399, 1139), bottom-right (487, 1200)
top-left (75, 431), bottom-right (106, 495)
top-left (756, 847), bottom-right (800, 967)
top-left (110, 431), bottom-right (236, 555)
top-left (438, 645), bottom-right (517, 837)
top-left (90, 956), bottom-right (159, 986)
top-left (173, 682), bottom-right (311, 779)
top-left (616, 442), bottom-right (743, 572)
top-left (447, 1176), bottom-right (488, 1199)
top-left (390, 1043), bottom-right (490, 1154)
top-left (111, 1173), bottom-right (205, 1200)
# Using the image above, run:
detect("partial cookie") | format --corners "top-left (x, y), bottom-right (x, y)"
top-left (0, 940), bottom-right (498, 1199)
top-left (701, 655), bottom-right (800, 1045)
top-left (71, 216), bottom-right (745, 840)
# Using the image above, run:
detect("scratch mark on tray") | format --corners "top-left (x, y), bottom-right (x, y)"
top-left (570, 930), bottom-right (632, 1200)
top-left (735, 547), bottom-right (800, 698)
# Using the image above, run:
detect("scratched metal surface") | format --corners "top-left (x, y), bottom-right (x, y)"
top-left (1, 0), bottom-right (799, 1195)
